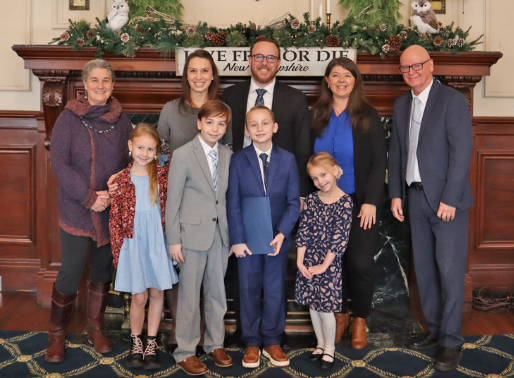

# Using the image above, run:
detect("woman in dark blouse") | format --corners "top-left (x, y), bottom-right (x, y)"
top-left (311, 57), bottom-right (387, 349)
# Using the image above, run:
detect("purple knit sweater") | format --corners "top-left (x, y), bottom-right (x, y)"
top-left (50, 97), bottom-right (132, 246)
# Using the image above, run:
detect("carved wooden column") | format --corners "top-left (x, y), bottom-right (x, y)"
top-left (443, 75), bottom-right (483, 113)
top-left (33, 70), bottom-right (69, 150)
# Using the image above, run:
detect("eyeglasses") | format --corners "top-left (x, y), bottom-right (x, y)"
top-left (399, 59), bottom-right (431, 73)
top-left (250, 54), bottom-right (279, 63)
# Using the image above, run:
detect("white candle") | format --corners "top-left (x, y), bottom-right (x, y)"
top-left (327, 0), bottom-right (330, 14)
top-left (311, 0), bottom-right (314, 20)
top-left (319, 3), bottom-right (323, 19)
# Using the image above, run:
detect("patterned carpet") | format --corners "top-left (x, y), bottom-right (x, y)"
top-left (1, 331), bottom-right (513, 377)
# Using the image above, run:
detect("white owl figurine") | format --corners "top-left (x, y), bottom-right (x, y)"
top-left (410, 0), bottom-right (440, 34)
top-left (106, 0), bottom-right (129, 33)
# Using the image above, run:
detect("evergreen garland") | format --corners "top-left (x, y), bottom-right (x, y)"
top-left (339, 0), bottom-right (402, 27)
top-left (49, 12), bottom-right (482, 59)
top-left (128, 0), bottom-right (183, 20)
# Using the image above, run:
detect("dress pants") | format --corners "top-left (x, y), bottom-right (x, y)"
top-left (408, 187), bottom-right (468, 349)
top-left (237, 247), bottom-right (288, 348)
top-left (173, 225), bottom-right (229, 362)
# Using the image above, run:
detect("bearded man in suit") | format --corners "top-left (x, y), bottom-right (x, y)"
top-left (221, 37), bottom-right (311, 199)
top-left (389, 45), bottom-right (473, 372)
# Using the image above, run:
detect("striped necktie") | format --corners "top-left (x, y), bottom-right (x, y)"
top-left (259, 153), bottom-right (269, 193)
top-left (208, 149), bottom-right (218, 194)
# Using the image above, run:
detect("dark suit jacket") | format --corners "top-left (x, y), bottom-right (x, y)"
top-left (388, 80), bottom-right (473, 212)
top-left (227, 144), bottom-right (300, 251)
top-left (349, 108), bottom-right (388, 209)
top-left (221, 80), bottom-right (312, 196)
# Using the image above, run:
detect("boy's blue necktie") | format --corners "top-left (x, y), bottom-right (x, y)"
top-left (259, 153), bottom-right (269, 192)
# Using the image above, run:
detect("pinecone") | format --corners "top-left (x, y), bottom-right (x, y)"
top-left (212, 31), bottom-right (228, 47)
top-left (136, 25), bottom-right (144, 33)
top-left (308, 25), bottom-right (316, 34)
top-left (457, 38), bottom-right (466, 47)
top-left (86, 31), bottom-right (93, 39)
top-left (120, 33), bottom-right (130, 43)
top-left (60, 32), bottom-right (70, 42)
top-left (399, 30), bottom-right (407, 39)
top-left (291, 18), bottom-right (300, 30)
top-left (388, 35), bottom-right (402, 51)
top-left (76, 38), bottom-right (85, 47)
top-left (442, 30), bottom-right (450, 37)
top-left (382, 44), bottom-right (391, 53)
top-left (326, 35), bottom-right (341, 47)
top-left (185, 25), bottom-right (196, 35)
top-left (256, 35), bottom-right (266, 41)
top-left (447, 38), bottom-right (455, 47)
top-left (205, 32), bottom-right (215, 41)
top-left (433, 37), bottom-right (443, 46)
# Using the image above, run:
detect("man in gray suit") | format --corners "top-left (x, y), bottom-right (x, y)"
top-left (389, 45), bottom-right (473, 371)
top-left (166, 101), bottom-right (233, 375)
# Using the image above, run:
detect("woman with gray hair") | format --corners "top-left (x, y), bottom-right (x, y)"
top-left (46, 59), bottom-right (133, 363)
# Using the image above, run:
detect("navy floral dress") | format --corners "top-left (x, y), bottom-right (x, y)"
top-left (295, 191), bottom-right (353, 312)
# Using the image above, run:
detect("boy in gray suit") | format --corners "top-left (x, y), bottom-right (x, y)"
top-left (166, 100), bottom-right (233, 376)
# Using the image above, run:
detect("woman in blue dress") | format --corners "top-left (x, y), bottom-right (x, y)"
top-left (311, 57), bottom-right (387, 349)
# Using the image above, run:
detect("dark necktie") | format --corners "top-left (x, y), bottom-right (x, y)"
top-left (255, 89), bottom-right (267, 106)
top-left (259, 153), bottom-right (269, 192)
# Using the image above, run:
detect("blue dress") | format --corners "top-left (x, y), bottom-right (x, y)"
top-left (114, 173), bottom-right (178, 294)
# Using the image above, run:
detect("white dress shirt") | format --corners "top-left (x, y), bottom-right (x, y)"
top-left (253, 143), bottom-right (272, 195)
top-left (408, 79), bottom-right (434, 184)
top-left (198, 134), bottom-right (218, 177)
top-left (243, 78), bottom-right (276, 148)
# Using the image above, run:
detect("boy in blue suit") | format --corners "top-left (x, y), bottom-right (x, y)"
top-left (227, 106), bottom-right (300, 368)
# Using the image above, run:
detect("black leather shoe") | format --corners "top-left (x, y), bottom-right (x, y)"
top-left (320, 354), bottom-right (335, 370)
top-left (434, 347), bottom-right (461, 371)
top-left (309, 347), bottom-right (324, 362)
top-left (409, 332), bottom-right (440, 351)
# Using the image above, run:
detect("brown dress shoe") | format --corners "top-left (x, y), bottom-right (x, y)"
top-left (334, 313), bottom-right (350, 343)
top-left (87, 281), bottom-right (113, 353)
top-left (178, 355), bottom-right (208, 376)
top-left (242, 347), bottom-right (260, 368)
top-left (263, 345), bottom-right (289, 367)
top-left (351, 317), bottom-right (367, 349)
top-left (46, 285), bottom-right (77, 363)
top-left (208, 348), bottom-right (232, 367)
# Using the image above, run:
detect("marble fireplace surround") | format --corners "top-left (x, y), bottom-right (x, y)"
top-left (12, 46), bottom-right (502, 332)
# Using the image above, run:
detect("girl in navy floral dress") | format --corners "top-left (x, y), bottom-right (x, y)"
top-left (295, 152), bottom-right (353, 369)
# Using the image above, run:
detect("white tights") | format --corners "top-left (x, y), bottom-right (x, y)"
top-left (309, 308), bottom-right (336, 361)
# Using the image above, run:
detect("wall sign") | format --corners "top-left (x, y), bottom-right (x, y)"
top-left (176, 47), bottom-right (357, 77)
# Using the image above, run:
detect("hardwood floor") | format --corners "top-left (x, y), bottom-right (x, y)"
top-left (1, 291), bottom-right (513, 335)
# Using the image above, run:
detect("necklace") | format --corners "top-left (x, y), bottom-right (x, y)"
top-left (80, 117), bottom-right (116, 134)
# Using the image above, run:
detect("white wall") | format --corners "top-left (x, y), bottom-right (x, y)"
top-left (1, 0), bottom-right (512, 116)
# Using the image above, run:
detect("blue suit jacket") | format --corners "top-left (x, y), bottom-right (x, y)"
top-left (227, 144), bottom-right (300, 251)
top-left (388, 80), bottom-right (473, 212)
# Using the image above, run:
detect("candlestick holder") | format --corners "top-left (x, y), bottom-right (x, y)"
top-left (326, 13), bottom-right (332, 29)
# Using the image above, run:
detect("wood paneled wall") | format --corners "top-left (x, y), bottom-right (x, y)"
top-left (469, 117), bottom-right (514, 289)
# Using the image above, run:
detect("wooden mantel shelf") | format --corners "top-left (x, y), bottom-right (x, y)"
top-left (13, 45), bottom-right (502, 76)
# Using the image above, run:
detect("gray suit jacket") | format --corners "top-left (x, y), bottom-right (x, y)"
top-left (389, 80), bottom-right (474, 212)
top-left (166, 134), bottom-right (232, 251)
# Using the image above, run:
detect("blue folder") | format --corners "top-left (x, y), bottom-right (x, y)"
top-left (241, 196), bottom-right (275, 255)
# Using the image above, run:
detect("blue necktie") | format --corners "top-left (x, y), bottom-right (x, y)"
top-left (255, 89), bottom-right (267, 106)
top-left (406, 97), bottom-right (422, 185)
top-left (208, 149), bottom-right (218, 194)
top-left (259, 153), bottom-right (269, 193)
